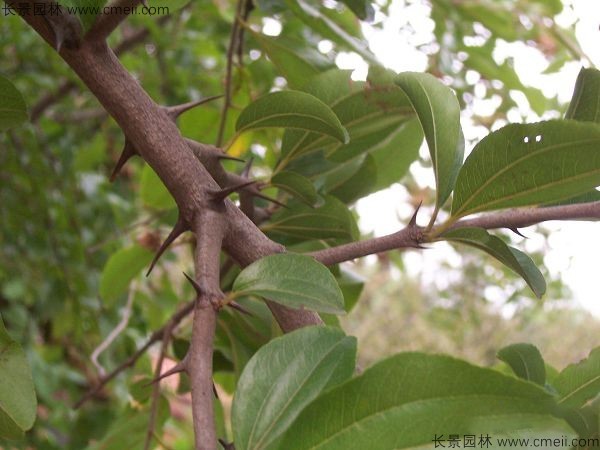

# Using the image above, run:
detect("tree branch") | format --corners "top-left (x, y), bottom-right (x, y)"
top-left (310, 202), bottom-right (600, 266)
top-left (188, 210), bottom-right (223, 450)
top-left (86, 0), bottom-right (144, 42)
top-left (447, 201), bottom-right (600, 231)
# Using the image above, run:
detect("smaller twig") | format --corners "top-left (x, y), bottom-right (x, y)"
top-left (215, 0), bottom-right (244, 147)
top-left (143, 320), bottom-right (177, 450)
top-left (90, 283), bottom-right (136, 376)
top-left (310, 205), bottom-right (425, 266)
top-left (73, 300), bottom-right (194, 409)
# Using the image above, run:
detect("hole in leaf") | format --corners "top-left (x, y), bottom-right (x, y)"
top-left (523, 136), bottom-right (529, 143)
top-left (535, 135), bottom-right (542, 142)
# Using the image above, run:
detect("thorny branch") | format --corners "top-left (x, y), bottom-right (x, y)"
top-left (10, 2), bottom-right (600, 448)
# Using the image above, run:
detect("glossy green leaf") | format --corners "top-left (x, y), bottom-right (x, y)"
top-left (139, 164), bottom-right (177, 210)
top-left (264, 195), bottom-right (358, 243)
top-left (441, 227), bottom-right (546, 298)
top-left (271, 171), bottom-right (320, 206)
top-left (497, 343), bottom-right (546, 385)
top-left (0, 75), bottom-right (28, 132)
top-left (0, 315), bottom-right (36, 440)
top-left (232, 326), bottom-right (356, 450)
top-left (328, 153), bottom-right (377, 203)
top-left (250, 32), bottom-right (321, 88)
top-left (395, 72), bottom-right (463, 208)
top-left (236, 91), bottom-right (348, 143)
top-left (452, 120), bottom-right (600, 217)
top-left (232, 253), bottom-right (345, 314)
top-left (279, 69), bottom-right (414, 173)
top-left (554, 347), bottom-right (600, 409)
top-left (565, 68), bottom-right (600, 123)
top-left (280, 353), bottom-right (575, 450)
top-left (99, 245), bottom-right (153, 305)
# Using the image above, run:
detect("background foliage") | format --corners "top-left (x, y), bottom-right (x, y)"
top-left (1, 0), bottom-right (600, 448)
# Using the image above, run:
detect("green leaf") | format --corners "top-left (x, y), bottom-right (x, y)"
top-left (236, 91), bottom-right (348, 143)
top-left (565, 68), bottom-right (600, 123)
top-left (279, 353), bottom-right (575, 450)
top-left (271, 171), bottom-right (320, 206)
top-left (279, 69), bottom-right (415, 177)
top-left (339, 0), bottom-right (374, 21)
top-left (0, 315), bottom-right (36, 440)
top-left (441, 227), bottom-right (546, 298)
top-left (232, 326), bottom-right (356, 450)
top-left (497, 343), bottom-right (546, 386)
top-left (451, 120), bottom-right (600, 217)
top-left (86, 398), bottom-right (169, 450)
top-left (264, 195), bottom-right (358, 244)
top-left (284, 0), bottom-right (377, 65)
top-left (139, 164), bottom-right (177, 210)
top-left (232, 253), bottom-right (345, 314)
top-left (99, 245), bottom-right (153, 305)
top-left (249, 32), bottom-right (321, 88)
top-left (395, 72), bottom-right (463, 209)
top-left (0, 75), bottom-right (28, 132)
top-left (554, 347), bottom-right (600, 409)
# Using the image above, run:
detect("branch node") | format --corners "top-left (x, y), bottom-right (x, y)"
top-left (218, 439), bottom-right (236, 450)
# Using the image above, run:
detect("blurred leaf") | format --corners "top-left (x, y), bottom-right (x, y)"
top-left (264, 195), bottom-right (358, 243)
top-left (370, 118), bottom-right (423, 192)
top-left (284, 0), bottom-right (377, 64)
top-left (232, 253), bottom-right (345, 314)
top-left (396, 72), bottom-right (463, 209)
top-left (457, 1), bottom-right (518, 41)
top-left (236, 91), bottom-right (348, 143)
top-left (99, 245), bottom-right (153, 305)
top-left (452, 120), bottom-right (600, 217)
top-left (0, 315), bottom-right (36, 440)
top-left (271, 171), bottom-right (320, 206)
top-left (0, 75), bottom-right (28, 131)
top-left (280, 353), bottom-right (575, 449)
top-left (86, 398), bottom-right (169, 450)
top-left (249, 32), bottom-right (321, 88)
top-left (139, 164), bottom-right (177, 210)
top-left (441, 227), bottom-right (546, 298)
top-left (498, 343), bottom-right (546, 385)
top-left (232, 326), bottom-right (356, 450)
top-left (566, 68), bottom-right (600, 123)
top-left (339, 0), bottom-right (374, 21)
top-left (555, 347), bottom-right (600, 409)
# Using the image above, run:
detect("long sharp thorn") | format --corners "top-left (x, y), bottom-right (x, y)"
top-left (182, 272), bottom-right (202, 297)
top-left (165, 95), bottom-right (223, 120)
top-left (241, 157), bottom-right (254, 178)
top-left (228, 301), bottom-right (254, 316)
top-left (510, 227), bottom-right (528, 238)
top-left (146, 217), bottom-right (187, 276)
top-left (209, 180), bottom-right (257, 202)
top-left (110, 140), bottom-right (137, 182)
top-left (213, 382), bottom-right (219, 399)
top-left (218, 438), bottom-right (235, 450)
top-left (409, 201), bottom-right (423, 227)
top-left (255, 192), bottom-right (287, 208)
top-left (217, 154), bottom-right (245, 163)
